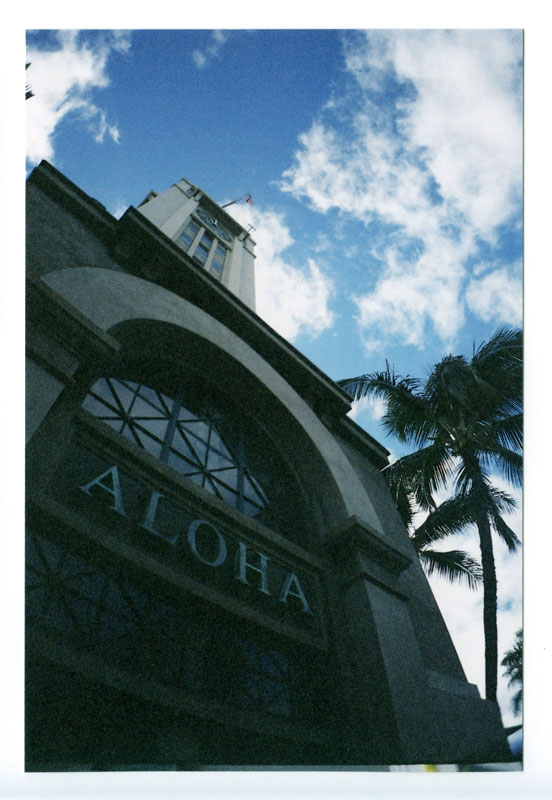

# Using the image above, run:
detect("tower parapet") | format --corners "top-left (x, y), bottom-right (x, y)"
top-left (138, 178), bottom-right (256, 310)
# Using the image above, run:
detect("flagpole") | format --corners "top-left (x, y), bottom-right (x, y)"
top-left (221, 195), bottom-right (254, 208)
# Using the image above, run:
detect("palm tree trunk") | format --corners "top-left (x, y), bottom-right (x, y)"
top-left (472, 485), bottom-right (498, 702)
top-left (477, 513), bottom-right (498, 701)
top-left (461, 452), bottom-right (499, 704)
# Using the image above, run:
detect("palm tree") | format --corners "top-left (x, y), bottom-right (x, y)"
top-left (26, 62), bottom-right (34, 100)
top-left (391, 481), bottom-right (483, 590)
top-left (501, 629), bottom-right (523, 716)
top-left (338, 327), bottom-right (522, 701)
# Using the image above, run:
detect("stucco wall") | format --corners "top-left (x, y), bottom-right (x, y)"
top-left (40, 267), bottom-right (385, 535)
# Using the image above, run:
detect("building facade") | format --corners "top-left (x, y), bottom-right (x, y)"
top-left (25, 161), bottom-right (511, 770)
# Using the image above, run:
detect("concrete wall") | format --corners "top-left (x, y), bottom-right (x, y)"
top-left (26, 164), bottom-right (512, 766)
top-left (40, 266), bottom-right (382, 535)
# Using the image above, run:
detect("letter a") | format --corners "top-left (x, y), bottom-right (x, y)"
top-left (279, 572), bottom-right (312, 614)
top-left (79, 465), bottom-right (126, 515)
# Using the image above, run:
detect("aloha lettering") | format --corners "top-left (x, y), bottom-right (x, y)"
top-left (79, 465), bottom-right (312, 615)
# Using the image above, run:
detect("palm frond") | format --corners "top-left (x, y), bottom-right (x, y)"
top-left (479, 447), bottom-right (523, 489)
top-left (501, 629), bottom-right (522, 714)
top-left (490, 509), bottom-right (521, 552)
top-left (425, 354), bottom-right (475, 412)
top-left (472, 328), bottom-right (523, 372)
top-left (418, 548), bottom-right (482, 590)
top-left (385, 443), bottom-right (456, 511)
top-left (411, 495), bottom-right (476, 549)
top-left (477, 413), bottom-right (523, 453)
top-left (486, 486), bottom-right (518, 516)
top-left (453, 456), bottom-right (491, 497)
top-left (338, 365), bottom-right (434, 446)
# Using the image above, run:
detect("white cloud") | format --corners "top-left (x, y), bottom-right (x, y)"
top-left (230, 203), bottom-right (335, 342)
top-left (347, 394), bottom-right (386, 422)
top-left (26, 30), bottom-right (130, 166)
top-left (280, 30), bottom-right (522, 350)
top-left (465, 265), bottom-right (523, 326)
top-left (192, 30), bottom-right (228, 70)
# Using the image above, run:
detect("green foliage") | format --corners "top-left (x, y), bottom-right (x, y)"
top-left (338, 327), bottom-right (523, 701)
top-left (501, 629), bottom-right (523, 716)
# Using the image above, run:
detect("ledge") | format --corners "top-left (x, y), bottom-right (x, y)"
top-left (27, 276), bottom-right (121, 366)
top-left (324, 515), bottom-right (412, 577)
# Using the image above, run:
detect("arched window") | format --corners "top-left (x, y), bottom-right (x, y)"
top-left (82, 375), bottom-right (307, 543)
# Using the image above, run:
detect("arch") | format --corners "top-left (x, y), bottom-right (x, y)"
top-left (42, 268), bottom-right (384, 534)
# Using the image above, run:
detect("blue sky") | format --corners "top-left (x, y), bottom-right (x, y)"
top-left (24, 27), bottom-right (523, 732)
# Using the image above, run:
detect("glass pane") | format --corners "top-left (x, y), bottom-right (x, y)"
top-left (88, 377), bottom-right (113, 401)
top-left (167, 450), bottom-right (203, 477)
top-left (176, 402), bottom-right (200, 422)
top-left (207, 427), bottom-right (232, 457)
top-left (211, 478), bottom-right (238, 506)
top-left (179, 418), bottom-right (211, 442)
top-left (133, 418), bottom-right (169, 442)
top-left (133, 428), bottom-right (163, 458)
top-left (128, 395), bottom-right (167, 419)
top-left (179, 220), bottom-right (200, 248)
top-left (107, 580), bottom-right (143, 621)
top-left (206, 449), bottom-right (235, 472)
top-left (117, 379), bottom-right (139, 391)
top-left (170, 427), bottom-right (196, 458)
top-left (260, 648), bottom-right (289, 678)
top-left (82, 394), bottom-right (112, 416)
top-left (137, 385), bottom-right (172, 415)
top-left (108, 379), bottom-right (137, 413)
top-left (194, 246), bottom-right (209, 264)
top-left (81, 377), bottom-right (289, 537)
top-left (210, 466), bottom-right (239, 490)
top-left (183, 433), bottom-right (208, 464)
top-left (242, 474), bottom-right (265, 505)
top-left (101, 416), bottom-right (125, 433)
top-left (211, 246), bottom-right (226, 274)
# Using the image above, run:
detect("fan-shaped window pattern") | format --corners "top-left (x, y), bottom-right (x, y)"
top-left (26, 530), bottom-right (297, 716)
top-left (82, 377), bottom-right (305, 541)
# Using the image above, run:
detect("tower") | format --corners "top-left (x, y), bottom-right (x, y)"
top-left (137, 177), bottom-right (256, 309)
top-left (25, 161), bottom-right (511, 769)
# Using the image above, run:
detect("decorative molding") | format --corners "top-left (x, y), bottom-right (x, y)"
top-left (27, 277), bottom-right (120, 367)
top-left (324, 515), bottom-right (412, 577)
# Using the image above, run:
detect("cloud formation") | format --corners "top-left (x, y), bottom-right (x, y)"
top-left (231, 203), bottom-right (335, 342)
top-left (280, 30), bottom-right (522, 350)
top-left (347, 394), bottom-right (386, 422)
top-left (26, 30), bottom-right (130, 166)
top-left (466, 264), bottom-right (523, 326)
top-left (192, 31), bottom-right (228, 70)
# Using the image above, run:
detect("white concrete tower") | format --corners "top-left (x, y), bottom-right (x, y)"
top-left (137, 178), bottom-right (257, 310)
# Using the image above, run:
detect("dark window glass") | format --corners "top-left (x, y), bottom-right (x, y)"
top-left (211, 243), bottom-right (226, 275)
top-left (177, 217), bottom-right (227, 279)
top-left (178, 219), bottom-right (200, 249)
top-left (26, 531), bottom-right (298, 717)
top-left (193, 231), bottom-right (214, 265)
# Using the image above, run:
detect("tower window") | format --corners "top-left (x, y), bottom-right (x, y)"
top-left (193, 230), bottom-right (214, 265)
top-left (176, 211), bottom-right (232, 280)
top-left (178, 218), bottom-right (201, 249)
top-left (210, 243), bottom-right (227, 275)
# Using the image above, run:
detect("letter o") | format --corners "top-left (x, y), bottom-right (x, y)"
top-left (187, 520), bottom-right (227, 567)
